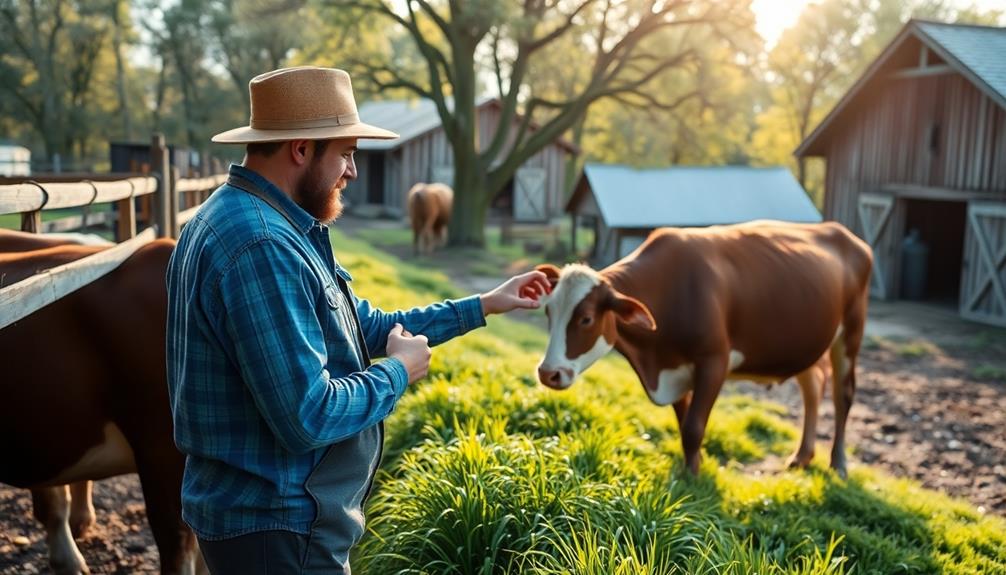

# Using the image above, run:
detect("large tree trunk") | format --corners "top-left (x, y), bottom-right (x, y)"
top-left (111, 0), bottom-right (131, 141)
top-left (446, 40), bottom-right (490, 247)
top-left (563, 118), bottom-right (587, 199)
top-left (449, 156), bottom-right (489, 247)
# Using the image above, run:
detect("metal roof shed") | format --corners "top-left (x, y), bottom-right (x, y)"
top-left (567, 163), bottom-right (821, 266)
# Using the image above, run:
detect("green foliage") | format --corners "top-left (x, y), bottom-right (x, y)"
top-left (328, 228), bottom-right (1006, 573)
top-left (972, 364), bottom-right (1006, 382)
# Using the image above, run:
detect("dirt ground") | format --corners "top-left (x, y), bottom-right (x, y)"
top-left (734, 299), bottom-right (1006, 517)
top-left (3, 221), bottom-right (1005, 573)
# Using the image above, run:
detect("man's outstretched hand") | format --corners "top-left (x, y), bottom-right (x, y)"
top-left (480, 270), bottom-right (551, 316)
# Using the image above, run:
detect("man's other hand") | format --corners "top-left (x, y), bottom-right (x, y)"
top-left (480, 270), bottom-right (551, 316)
top-left (386, 323), bottom-right (431, 384)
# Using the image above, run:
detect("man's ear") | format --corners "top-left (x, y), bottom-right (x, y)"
top-left (608, 291), bottom-right (656, 331)
top-left (535, 264), bottom-right (561, 291)
top-left (289, 139), bottom-right (311, 166)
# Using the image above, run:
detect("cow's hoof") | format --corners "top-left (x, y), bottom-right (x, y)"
top-left (51, 556), bottom-right (89, 575)
top-left (70, 510), bottom-right (95, 539)
top-left (786, 452), bottom-right (813, 469)
top-left (70, 517), bottom-right (94, 540)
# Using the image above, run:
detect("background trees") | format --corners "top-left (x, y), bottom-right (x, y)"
top-left (0, 0), bottom-right (1002, 216)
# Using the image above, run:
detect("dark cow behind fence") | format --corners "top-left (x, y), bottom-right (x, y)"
top-left (534, 221), bottom-right (872, 477)
top-left (0, 231), bottom-right (202, 575)
top-left (407, 182), bottom-right (453, 255)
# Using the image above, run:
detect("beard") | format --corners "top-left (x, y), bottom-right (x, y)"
top-left (294, 159), bottom-right (345, 224)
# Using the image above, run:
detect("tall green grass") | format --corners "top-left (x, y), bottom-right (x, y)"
top-left (328, 229), bottom-right (1006, 574)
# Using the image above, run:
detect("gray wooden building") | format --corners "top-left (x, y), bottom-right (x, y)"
top-left (796, 20), bottom-right (1006, 327)
top-left (347, 97), bottom-right (577, 221)
top-left (567, 163), bottom-right (821, 266)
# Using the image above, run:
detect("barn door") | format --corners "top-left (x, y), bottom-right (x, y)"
top-left (857, 193), bottom-right (897, 299)
top-left (514, 167), bottom-right (547, 222)
top-left (959, 202), bottom-right (1006, 327)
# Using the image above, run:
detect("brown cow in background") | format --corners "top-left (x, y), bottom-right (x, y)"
top-left (0, 230), bottom-right (204, 575)
top-left (407, 182), bottom-right (453, 255)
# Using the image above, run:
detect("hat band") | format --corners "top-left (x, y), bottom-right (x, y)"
top-left (250, 112), bottom-right (360, 130)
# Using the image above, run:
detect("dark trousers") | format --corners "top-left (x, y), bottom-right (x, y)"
top-left (199, 530), bottom-right (342, 575)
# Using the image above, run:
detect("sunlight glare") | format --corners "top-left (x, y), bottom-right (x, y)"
top-left (751, 0), bottom-right (814, 48)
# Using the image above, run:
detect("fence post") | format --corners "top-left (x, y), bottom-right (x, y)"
top-left (151, 133), bottom-right (171, 238)
top-left (169, 166), bottom-right (181, 239)
top-left (200, 151), bottom-right (211, 203)
top-left (21, 211), bottom-right (41, 233)
top-left (116, 180), bottom-right (138, 240)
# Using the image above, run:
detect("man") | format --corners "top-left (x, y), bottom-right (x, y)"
top-left (165, 66), bottom-right (549, 574)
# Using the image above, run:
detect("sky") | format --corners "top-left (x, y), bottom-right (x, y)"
top-left (752, 0), bottom-right (1006, 48)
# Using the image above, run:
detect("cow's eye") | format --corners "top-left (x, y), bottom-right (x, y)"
top-left (579, 315), bottom-right (593, 327)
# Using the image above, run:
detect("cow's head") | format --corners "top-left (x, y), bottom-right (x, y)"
top-left (535, 263), bottom-right (656, 390)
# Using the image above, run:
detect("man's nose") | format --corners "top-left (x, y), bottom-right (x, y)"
top-left (346, 156), bottom-right (357, 180)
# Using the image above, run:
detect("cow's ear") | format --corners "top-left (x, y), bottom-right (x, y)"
top-left (535, 264), bottom-right (561, 290)
top-left (610, 292), bottom-right (657, 331)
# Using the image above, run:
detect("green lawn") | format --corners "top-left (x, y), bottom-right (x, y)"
top-left (350, 218), bottom-right (595, 273)
top-left (333, 228), bottom-right (1005, 574)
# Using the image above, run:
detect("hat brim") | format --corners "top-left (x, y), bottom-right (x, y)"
top-left (211, 122), bottom-right (398, 144)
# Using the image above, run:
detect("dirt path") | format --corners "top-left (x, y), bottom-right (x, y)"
top-left (733, 300), bottom-right (1006, 515)
top-left (3, 223), bottom-right (1005, 573)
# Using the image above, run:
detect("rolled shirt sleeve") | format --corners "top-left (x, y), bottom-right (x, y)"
top-left (353, 294), bottom-right (487, 358)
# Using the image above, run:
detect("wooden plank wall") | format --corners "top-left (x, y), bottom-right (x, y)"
top-left (479, 105), bottom-right (572, 219)
top-left (396, 129), bottom-right (454, 213)
top-left (375, 103), bottom-right (572, 216)
top-left (825, 73), bottom-right (1006, 230)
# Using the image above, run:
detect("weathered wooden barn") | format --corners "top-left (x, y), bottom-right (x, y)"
top-left (796, 19), bottom-right (1006, 327)
top-left (567, 163), bottom-right (821, 266)
top-left (348, 97), bottom-right (577, 221)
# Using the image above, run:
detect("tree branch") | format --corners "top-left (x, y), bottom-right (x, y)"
top-left (526, 0), bottom-right (595, 54)
top-left (412, 0), bottom-right (453, 43)
top-left (351, 59), bottom-right (433, 100)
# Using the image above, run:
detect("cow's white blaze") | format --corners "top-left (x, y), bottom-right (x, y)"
top-left (539, 264), bottom-right (609, 387)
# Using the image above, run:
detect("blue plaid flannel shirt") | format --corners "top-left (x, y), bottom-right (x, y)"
top-left (165, 164), bottom-right (485, 538)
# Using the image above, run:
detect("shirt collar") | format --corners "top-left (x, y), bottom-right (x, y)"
top-left (229, 164), bottom-right (318, 235)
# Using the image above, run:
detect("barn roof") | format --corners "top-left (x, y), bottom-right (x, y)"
top-left (569, 164), bottom-right (821, 228)
top-left (357, 96), bottom-right (577, 153)
top-left (797, 19), bottom-right (1006, 157)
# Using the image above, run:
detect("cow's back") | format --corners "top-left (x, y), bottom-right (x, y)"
top-left (408, 183), bottom-right (453, 227)
top-left (0, 239), bottom-right (177, 487)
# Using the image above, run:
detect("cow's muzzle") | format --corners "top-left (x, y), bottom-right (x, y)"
top-left (537, 365), bottom-right (574, 390)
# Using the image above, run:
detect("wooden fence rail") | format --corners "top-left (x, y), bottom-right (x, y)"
top-left (0, 132), bottom-right (226, 329)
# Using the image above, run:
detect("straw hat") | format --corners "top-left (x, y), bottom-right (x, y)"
top-left (211, 66), bottom-right (398, 144)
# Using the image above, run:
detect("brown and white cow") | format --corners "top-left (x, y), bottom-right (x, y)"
top-left (534, 221), bottom-right (872, 477)
top-left (407, 182), bottom-right (453, 255)
top-left (0, 234), bottom-right (203, 575)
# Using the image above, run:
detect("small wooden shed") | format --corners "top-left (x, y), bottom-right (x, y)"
top-left (349, 97), bottom-right (577, 221)
top-left (796, 19), bottom-right (1006, 327)
top-left (567, 163), bottom-right (821, 266)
